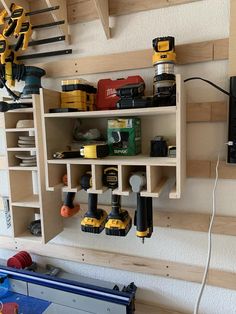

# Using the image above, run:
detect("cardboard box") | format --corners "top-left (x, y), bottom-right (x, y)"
top-left (107, 118), bottom-right (141, 156)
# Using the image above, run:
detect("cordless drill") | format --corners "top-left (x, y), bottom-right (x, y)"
top-left (129, 172), bottom-right (153, 243)
top-left (80, 172), bottom-right (108, 234)
top-left (103, 167), bottom-right (132, 236)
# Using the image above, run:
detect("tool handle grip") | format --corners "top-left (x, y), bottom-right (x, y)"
top-left (111, 194), bottom-right (121, 216)
top-left (87, 193), bottom-right (98, 216)
top-left (64, 192), bottom-right (75, 209)
top-left (136, 193), bottom-right (148, 233)
top-left (4, 20), bottom-right (17, 37)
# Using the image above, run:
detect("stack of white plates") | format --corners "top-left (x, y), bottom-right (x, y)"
top-left (17, 136), bottom-right (35, 148)
top-left (15, 154), bottom-right (37, 167)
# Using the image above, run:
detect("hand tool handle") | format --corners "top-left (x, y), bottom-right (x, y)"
top-left (146, 197), bottom-right (153, 238)
top-left (135, 193), bottom-right (148, 237)
top-left (64, 192), bottom-right (75, 208)
top-left (110, 194), bottom-right (121, 216)
top-left (87, 193), bottom-right (98, 217)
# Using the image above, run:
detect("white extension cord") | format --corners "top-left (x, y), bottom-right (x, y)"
top-left (193, 154), bottom-right (220, 314)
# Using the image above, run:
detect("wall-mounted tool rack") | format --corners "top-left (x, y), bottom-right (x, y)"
top-left (41, 74), bottom-right (185, 199)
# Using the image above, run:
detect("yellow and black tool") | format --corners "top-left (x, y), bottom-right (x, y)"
top-left (15, 21), bottom-right (32, 51)
top-left (129, 172), bottom-right (153, 243)
top-left (3, 4), bottom-right (26, 38)
top-left (103, 167), bottom-right (132, 236)
top-left (80, 172), bottom-right (108, 234)
top-left (152, 36), bottom-right (176, 106)
top-left (80, 143), bottom-right (109, 159)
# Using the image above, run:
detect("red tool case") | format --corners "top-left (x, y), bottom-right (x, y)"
top-left (96, 76), bottom-right (144, 110)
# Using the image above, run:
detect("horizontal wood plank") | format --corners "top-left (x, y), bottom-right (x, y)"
top-left (76, 204), bottom-right (236, 236)
top-left (2, 237), bottom-right (234, 292)
top-left (187, 160), bottom-right (211, 178)
top-left (188, 160), bottom-right (236, 180)
top-left (67, 0), bottom-right (202, 24)
top-left (187, 101), bottom-right (227, 122)
top-left (37, 38), bottom-right (229, 78)
top-left (136, 302), bottom-right (187, 314)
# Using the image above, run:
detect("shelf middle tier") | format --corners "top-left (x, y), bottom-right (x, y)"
top-left (47, 155), bottom-right (177, 166)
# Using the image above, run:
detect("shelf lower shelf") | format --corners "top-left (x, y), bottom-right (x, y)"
top-left (5, 128), bottom-right (35, 132)
top-left (48, 155), bottom-right (177, 166)
top-left (8, 166), bottom-right (38, 171)
top-left (11, 195), bottom-right (40, 208)
top-left (44, 106), bottom-right (176, 119)
top-left (15, 231), bottom-right (42, 242)
top-left (7, 147), bottom-right (36, 152)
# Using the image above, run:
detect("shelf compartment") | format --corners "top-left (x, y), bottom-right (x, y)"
top-left (11, 205), bottom-right (41, 240)
top-left (9, 171), bottom-right (39, 205)
top-left (47, 163), bottom-right (67, 191)
top-left (7, 151), bottom-right (37, 167)
top-left (44, 106), bottom-right (177, 118)
top-left (11, 195), bottom-right (40, 208)
top-left (140, 166), bottom-right (174, 198)
top-left (6, 130), bottom-right (35, 148)
top-left (67, 164), bottom-right (91, 192)
top-left (87, 165), bottom-right (108, 194)
top-left (4, 111), bottom-right (34, 129)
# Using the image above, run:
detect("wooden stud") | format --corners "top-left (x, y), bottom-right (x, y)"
top-left (93, 0), bottom-right (110, 39)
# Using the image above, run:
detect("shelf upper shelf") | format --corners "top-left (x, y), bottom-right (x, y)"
top-left (48, 155), bottom-right (177, 166)
top-left (44, 106), bottom-right (177, 119)
top-left (11, 195), bottom-right (40, 208)
top-left (5, 128), bottom-right (35, 132)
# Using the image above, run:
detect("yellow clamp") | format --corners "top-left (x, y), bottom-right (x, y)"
top-left (0, 9), bottom-right (7, 25)
top-left (18, 21), bottom-right (32, 50)
top-left (11, 4), bottom-right (26, 36)
top-left (0, 34), bottom-right (11, 64)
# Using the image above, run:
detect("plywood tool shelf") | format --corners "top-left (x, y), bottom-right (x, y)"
top-left (2, 96), bottom-right (63, 244)
top-left (41, 74), bottom-right (186, 199)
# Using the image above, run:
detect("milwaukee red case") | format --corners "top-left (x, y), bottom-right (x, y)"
top-left (96, 76), bottom-right (144, 110)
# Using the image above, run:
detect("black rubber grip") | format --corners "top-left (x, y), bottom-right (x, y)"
top-left (136, 193), bottom-right (148, 233)
top-left (87, 193), bottom-right (98, 217)
top-left (15, 34), bottom-right (24, 51)
top-left (64, 192), bottom-right (75, 208)
top-left (4, 20), bottom-right (17, 37)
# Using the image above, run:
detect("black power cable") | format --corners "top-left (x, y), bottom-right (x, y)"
top-left (184, 77), bottom-right (236, 100)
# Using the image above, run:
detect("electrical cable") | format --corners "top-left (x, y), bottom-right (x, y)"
top-left (184, 77), bottom-right (236, 100)
top-left (193, 154), bottom-right (220, 314)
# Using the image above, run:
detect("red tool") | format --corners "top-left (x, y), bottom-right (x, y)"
top-left (60, 192), bottom-right (80, 218)
top-left (1, 302), bottom-right (19, 314)
top-left (7, 251), bottom-right (32, 269)
top-left (96, 76), bottom-right (144, 110)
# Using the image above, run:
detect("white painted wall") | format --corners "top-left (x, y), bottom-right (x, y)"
top-left (0, 0), bottom-right (235, 313)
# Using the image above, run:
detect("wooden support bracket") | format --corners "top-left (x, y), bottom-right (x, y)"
top-left (93, 0), bottom-right (110, 39)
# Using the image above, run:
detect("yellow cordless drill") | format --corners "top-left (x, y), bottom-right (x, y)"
top-left (103, 167), bottom-right (132, 236)
top-left (80, 172), bottom-right (108, 234)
